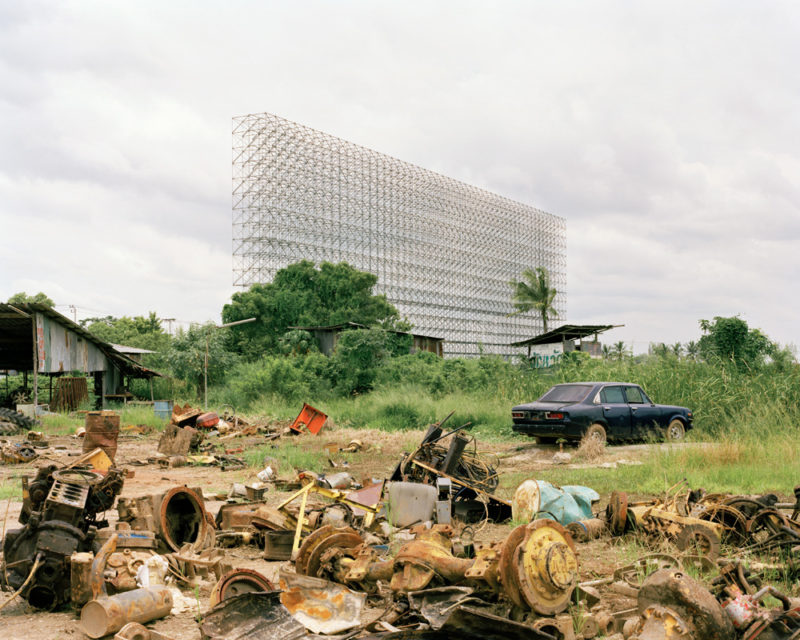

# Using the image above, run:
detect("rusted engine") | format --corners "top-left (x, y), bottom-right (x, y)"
top-left (1, 464), bottom-right (124, 609)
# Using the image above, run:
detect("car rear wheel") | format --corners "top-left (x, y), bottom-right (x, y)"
top-left (585, 423), bottom-right (607, 444)
top-left (665, 419), bottom-right (686, 442)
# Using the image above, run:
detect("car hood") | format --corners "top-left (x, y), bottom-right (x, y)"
top-left (512, 401), bottom-right (574, 412)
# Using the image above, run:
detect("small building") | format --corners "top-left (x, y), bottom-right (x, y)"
top-left (0, 303), bottom-right (161, 408)
top-left (508, 324), bottom-right (622, 367)
top-left (109, 344), bottom-right (156, 364)
top-left (290, 322), bottom-right (445, 357)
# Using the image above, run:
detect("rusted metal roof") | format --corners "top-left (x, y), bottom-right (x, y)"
top-left (508, 324), bottom-right (622, 347)
top-left (290, 322), bottom-right (444, 342)
top-left (0, 303), bottom-right (161, 378)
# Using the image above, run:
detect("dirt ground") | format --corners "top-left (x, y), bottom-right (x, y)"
top-left (0, 426), bottom-right (656, 639)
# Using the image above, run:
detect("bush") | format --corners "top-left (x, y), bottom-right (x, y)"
top-left (224, 354), bottom-right (332, 407)
top-left (330, 329), bottom-right (390, 395)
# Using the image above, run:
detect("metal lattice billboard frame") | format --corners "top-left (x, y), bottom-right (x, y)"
top-left (232, 112), bottom-right (566, 358)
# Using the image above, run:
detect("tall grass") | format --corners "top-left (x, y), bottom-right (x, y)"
top-left (205, 352), bottom-right (800, 441)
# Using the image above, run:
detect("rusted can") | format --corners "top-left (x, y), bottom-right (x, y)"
top-left (83, 410), bottom-right (121, 462)
top-left (80, 586), bottom-right (173, 639)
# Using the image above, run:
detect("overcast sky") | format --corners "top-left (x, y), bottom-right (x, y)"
top-left (1, 1), bottom-right (798, 352)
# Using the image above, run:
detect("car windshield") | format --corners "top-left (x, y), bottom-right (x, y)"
top-left (537, 384), bottom-right (593, 403)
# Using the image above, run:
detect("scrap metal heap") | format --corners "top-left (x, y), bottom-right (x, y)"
top-left (4, 416), bottom-right (800, 640)
top-left (294, 520), bottom-right (579, 616)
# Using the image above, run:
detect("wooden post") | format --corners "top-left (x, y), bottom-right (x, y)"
top-left (149, 377), bottom-right (154, 402)
top-left (31, 316), bottom-right (38, 410)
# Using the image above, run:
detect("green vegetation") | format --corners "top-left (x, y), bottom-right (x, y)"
top-left (243, 442), bottom-right (326, 473)
top-left (221, 260), bottom-right (407, 359)
top-left (7, 292), bottom-right (55, 307)
top-left (81, 312), bottom-right (171, 370)
top-left (509, 266), bottom-right (558, 332)
top-left (38, 405), bottom-right (169, 435)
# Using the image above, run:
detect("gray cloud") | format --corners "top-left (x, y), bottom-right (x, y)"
top-left (1, 1), bottom-right (798, 350)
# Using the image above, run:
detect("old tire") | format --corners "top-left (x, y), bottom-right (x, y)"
top-left (665, 419), bottom-right (685, 442)
top-left (0, 408), bottom-right (38, 435)
top-left (585, 423), bottom-right (607, 444)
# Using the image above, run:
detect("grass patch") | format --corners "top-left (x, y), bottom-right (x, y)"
top-left (0, 478), bottom-right (22, 501)
top-left (38, 405), bottom-right (169, 436)
top-left (39, 412), bottom-right (82, 435)
top-left (118, 405), bottom-right (169, 431)
top-left (505, 431), bottom-right (800, 498)
top-left (243, 443), bottom-right (327, 475)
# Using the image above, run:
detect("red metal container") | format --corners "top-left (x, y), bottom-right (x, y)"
top-left (290, 403), bottom-right (327, 435)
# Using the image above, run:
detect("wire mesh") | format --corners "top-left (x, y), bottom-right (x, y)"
top-left (232, 112), bottom-right (567, 357)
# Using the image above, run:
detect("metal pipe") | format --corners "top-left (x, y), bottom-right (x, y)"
top-left (81, 587), bottom-right (173, 639)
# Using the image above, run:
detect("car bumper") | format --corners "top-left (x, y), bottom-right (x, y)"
top-left (512, 421), bottom-right (581, 439)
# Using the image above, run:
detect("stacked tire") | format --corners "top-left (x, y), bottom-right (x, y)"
top-left (0, 408), bottom-right (39, 436)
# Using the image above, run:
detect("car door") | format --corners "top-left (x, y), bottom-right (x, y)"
top-left (598, 385), bottom-right (631, 437)
top-left (627, 386), bottom-right (662, 438)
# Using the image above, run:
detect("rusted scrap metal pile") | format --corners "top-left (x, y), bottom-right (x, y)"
top-left (603, 481), bottom-right (800, 558)
top-left (2, 410), bottom-right (800, 640)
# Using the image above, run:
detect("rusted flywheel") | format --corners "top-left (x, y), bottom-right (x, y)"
top-left (498, 520), bottom-right (578, 615)
top-left (295, 525), bottom-right (363, 578)
top-left (208, 568), bottom-right (274, 607)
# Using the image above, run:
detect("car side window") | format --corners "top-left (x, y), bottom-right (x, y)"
top-left (625, 386), bottom-right (645, 404)
top-left (600, 386), bottom-right (625, 403)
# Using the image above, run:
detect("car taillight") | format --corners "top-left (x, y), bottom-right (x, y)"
top-left (545, 412), bottom-right (564, 420)
top-left (512, 412), bottom-right (524, 418)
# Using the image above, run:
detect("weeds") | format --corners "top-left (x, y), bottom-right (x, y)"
top-left (243, 443), bottom-right (326, 474)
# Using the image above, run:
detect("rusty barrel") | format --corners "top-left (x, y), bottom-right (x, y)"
top-left (83, 410), bottom-right (121, 461)
top-left (80, 587), bottom-right (173, 639)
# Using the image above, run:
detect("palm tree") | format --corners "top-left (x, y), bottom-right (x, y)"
top-left (509, 267), bottom-right (558, 333)
top-left (612, 341), bottom-right (628, 360)
top-left (685, 341), bottom-right (700, 361)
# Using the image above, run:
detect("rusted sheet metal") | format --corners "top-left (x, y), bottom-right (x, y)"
top-left (279, 570), bottom-right (365, 635)
top-left (80, 586), bottom-right (174, 639)
top-left (200, 591), bottom-right (306, 640)
top-left (36, 312), bottom-right (106, 373)
top-left (361, 605), bottom-right (555, 640)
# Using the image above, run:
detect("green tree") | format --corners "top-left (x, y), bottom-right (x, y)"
top-left (698, 316), bottom-right (772, 371)
top-left (611, 341), bottom-right (629, 360)
top-left (222, 260), bottom-right (407, 359)
top-left (7, 292), bottom-right (55, 306)
top-left (165, 323), bottom-right (238, 397)
top-left (83, 312), bottom-right (171, 369)
top-left (330, 328), bottom-right (390, 395)
top-left (509, 267), bottom-right (558, 333)
top-left (685, 340), bottom-right (700, 361)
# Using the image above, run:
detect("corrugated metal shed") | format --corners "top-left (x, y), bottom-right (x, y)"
top-left (0, 303), bottom-right (161, 389)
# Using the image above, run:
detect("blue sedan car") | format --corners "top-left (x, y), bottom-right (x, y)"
top-left (511, 382), bottom-right (692, 444)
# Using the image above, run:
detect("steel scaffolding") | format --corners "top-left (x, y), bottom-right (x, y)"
top-left (232, 112), bottom-right (567, 358)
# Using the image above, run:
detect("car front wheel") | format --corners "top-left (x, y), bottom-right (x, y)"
top-left (585, 423), bottom-right (607, 444)
top-left (665, 419), bottom-right (686, 442)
